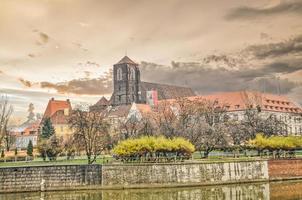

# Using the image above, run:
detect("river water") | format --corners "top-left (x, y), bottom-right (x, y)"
top-left (1, 181), bottom-right (302, 200)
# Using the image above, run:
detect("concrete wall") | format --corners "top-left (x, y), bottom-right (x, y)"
top-left (0, 160), bottom-right (269, 193)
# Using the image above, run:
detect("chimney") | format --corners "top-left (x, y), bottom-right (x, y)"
top-left (67, 99), bottom-right (70, 103)
top-left (51, 97), bottom-right (55, 101)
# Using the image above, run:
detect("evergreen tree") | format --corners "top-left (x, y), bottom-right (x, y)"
top-left (41, 118), bottom-right (55, 139)
top-left (1, 150), bottom-right (4, 158)
top-left (27, 140), bottom-right (33, 157)
top-left (14, 148), bottom-right (18, 156)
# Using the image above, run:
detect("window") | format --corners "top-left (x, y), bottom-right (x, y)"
top-left (118, 85), bottom-right (121, 91)
top-left (117, 68), bottom-right (122, 80)
top-left (118, 95), bottom-right (121, 102)
top-left (130, 67), bottom-right (135, 80)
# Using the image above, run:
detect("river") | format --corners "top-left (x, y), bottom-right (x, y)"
top-left (1, 181), bottom-right (302, 200)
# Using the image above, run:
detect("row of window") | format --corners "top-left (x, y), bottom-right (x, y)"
top-left (116, 67), bottom-right (136, 81)
top-left (266, 99), bottom-right (290, 105)
top-left (264, 105), bottom-right (299, 112)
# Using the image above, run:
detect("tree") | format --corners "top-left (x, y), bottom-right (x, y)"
top-left (27, 140), bottom-right (33, 157)
top-left (0, 96), bottom-right (13, 147)
top-left (117, 112), bottom-right (156, 140)
top-left (41, 118), bottom-right (55, 139)
top-left (45, 135), bottom-right (63, 161)
top-left (68, 109), bottom-right (110, 164)
top-left (151, 97), bottom-right (230, 158)
top-left (37, 135), bottom-right (63, 161)
top-left (1, 149), bottom-right (4, 158)
top-left (27, 103), bottom-right (35, 121)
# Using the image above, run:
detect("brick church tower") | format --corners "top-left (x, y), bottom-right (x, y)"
top-left (112, 56), bottom-right (141, 106)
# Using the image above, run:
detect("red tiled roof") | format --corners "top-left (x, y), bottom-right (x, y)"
top-left (43, 98), bottom-right (72, 119)
top-left (160, 91), bottom-right (302, 114)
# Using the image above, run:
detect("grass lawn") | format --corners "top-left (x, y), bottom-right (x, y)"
top-left (0, 155), bottom-right (113, 168)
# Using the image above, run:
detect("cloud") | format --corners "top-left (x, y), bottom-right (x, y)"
top-left (40, 75), bottom-right (112, 95)
top-left (226, 0), bottom-right (302, 20)
top-left (18, 78), bottom-right (33, 87)
top-left (39, 32), bottom-right (49, 44)
top-left (245, 34), bottom-right (302, 59)
top-left (139, 59), bottom-right (302, 105)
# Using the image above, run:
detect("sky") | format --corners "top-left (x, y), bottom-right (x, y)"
top-left (0, 0), bottom-right (302, 122)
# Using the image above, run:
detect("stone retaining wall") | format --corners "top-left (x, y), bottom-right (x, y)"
top-left (0, 160), bottom-right (269, 193)
top-left (102, 161), bottom-right (268, 187)
top-left (0, 165), bottom-right (101, 193)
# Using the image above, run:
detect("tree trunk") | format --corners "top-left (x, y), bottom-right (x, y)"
top-left (204, 149), bottom-right (210, 158)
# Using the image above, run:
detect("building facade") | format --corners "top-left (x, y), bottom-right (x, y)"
top-left (41, 98), bottom-right (73, 138)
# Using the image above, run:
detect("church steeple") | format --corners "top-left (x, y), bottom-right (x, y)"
top-left (112, 56), bottom-right (141, 106)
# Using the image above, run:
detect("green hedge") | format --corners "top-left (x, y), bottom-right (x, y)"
top-left (113, 136), bottom-right (195, 162)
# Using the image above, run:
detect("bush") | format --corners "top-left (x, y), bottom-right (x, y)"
top-left (248, 133), bottom-right (302, 158)
top-left (113, 136), bottom-right (195, 162)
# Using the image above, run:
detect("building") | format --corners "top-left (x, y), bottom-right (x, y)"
top-left (10, 120), bottom-right (40, 149)
top-left (41, 98), bottom-right (73, 137)
top-left (92, 56), bottom-right (195, 110)
top-left (162, 91), bottom-right (302, 135)
top-left (92, 56), bottom-right (302, 136)
top-left (197, 91), bottom-right (302, 135)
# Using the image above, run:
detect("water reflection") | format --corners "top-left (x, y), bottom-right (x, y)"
top-left (1, 181), bottom-right (302, 200)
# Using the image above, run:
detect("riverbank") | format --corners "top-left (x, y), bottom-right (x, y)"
top-left (1, 159), bottom-right (302, 193)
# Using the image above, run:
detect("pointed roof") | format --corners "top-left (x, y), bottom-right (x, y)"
top-left (95, 96), bottom-right (109, 106)
top-left (43, 98), bottom-right (72, 119)
top-left (116, 56), bottom-right (138, 65)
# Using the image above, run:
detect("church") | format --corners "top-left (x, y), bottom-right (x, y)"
top-left (90, 56), bottom-right (195, 111)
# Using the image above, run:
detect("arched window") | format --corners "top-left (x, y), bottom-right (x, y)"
top-left (130, 67), bottom-right (135, 80)
top-left (117, 68), bottom-right (122, 80)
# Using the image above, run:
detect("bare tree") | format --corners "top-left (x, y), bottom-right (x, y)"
top-left (117, 112), bottom-right (156, 140)
top-left (240, 91), bottom-right (287, 138)
top-left (0, 96), bottom-right (13, 149)
top-left (68, 109), bottom-right (110, 164)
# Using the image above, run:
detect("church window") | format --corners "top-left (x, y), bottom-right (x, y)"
top-left (130, 67), bottom-right (135, 80)
top-left (117, 68), bottom-right (122, 80)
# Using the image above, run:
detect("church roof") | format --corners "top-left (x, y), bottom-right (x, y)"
top-left (116, 56), bottom-right (138, 65)
top-left (140, 81), bottom-right (195, 101)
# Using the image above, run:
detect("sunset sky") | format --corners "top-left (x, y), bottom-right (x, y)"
top-left (0, 0), bottom-right (302, 121)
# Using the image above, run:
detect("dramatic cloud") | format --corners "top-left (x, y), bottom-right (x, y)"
top-left (245, 34), bottom-right (302, 59)
top-left (226, 0), bottom-right (302, 20)
top-left (40, 74), bottom-right (112, 95)
top-left (18, 78), bottom-right (33, 87)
